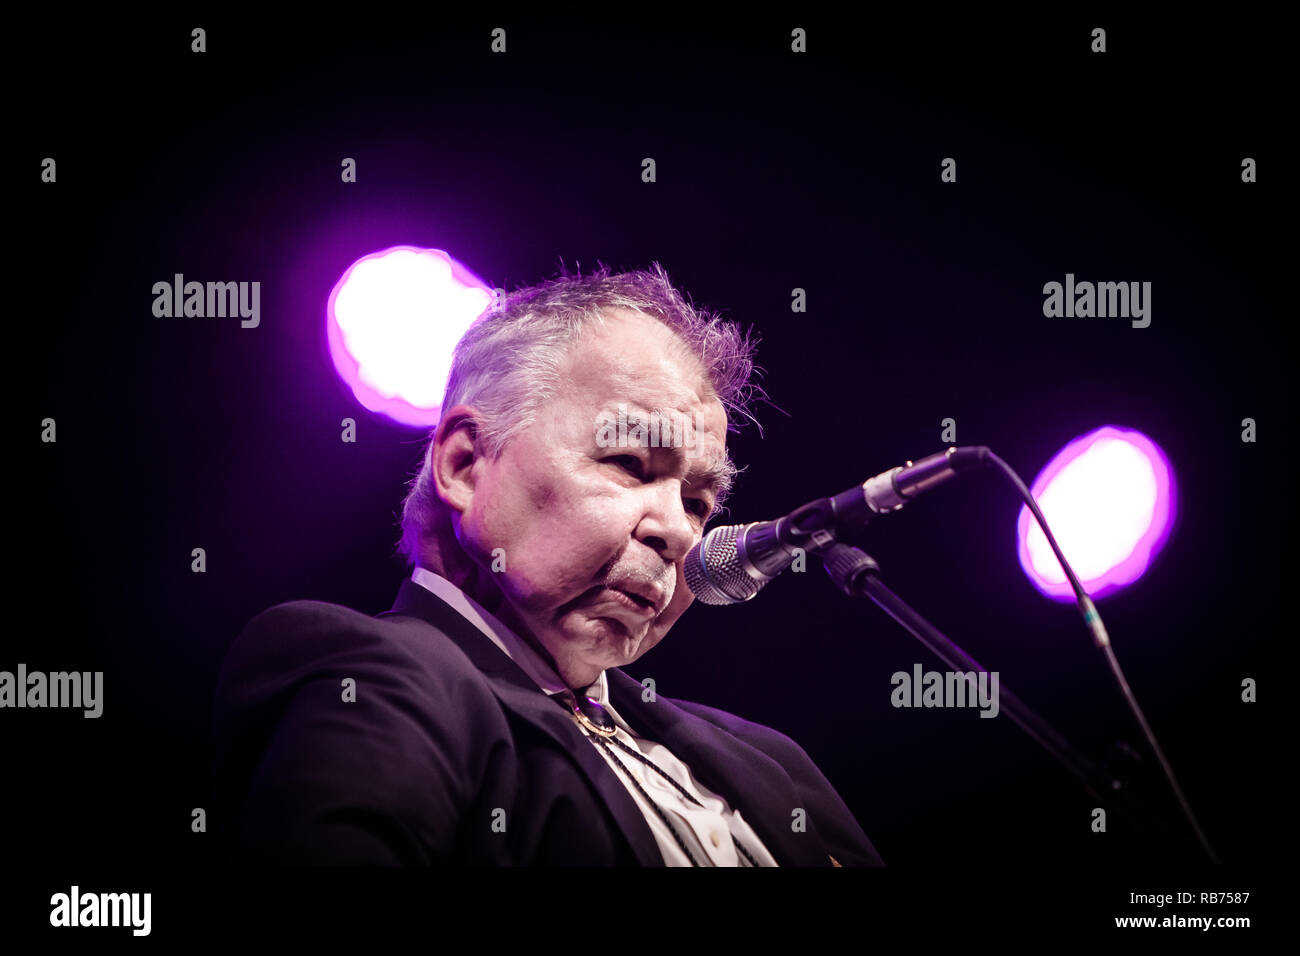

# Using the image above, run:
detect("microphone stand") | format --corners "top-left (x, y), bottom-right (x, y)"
top-left (822, 543), bottom-right (1188, 852)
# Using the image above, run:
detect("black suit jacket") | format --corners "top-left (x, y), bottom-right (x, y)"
top-left (210, 577), bottom-right (883, 866)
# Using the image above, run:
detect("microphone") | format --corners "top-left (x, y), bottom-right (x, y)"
top-left (684, 445), bottom-right (990, 605)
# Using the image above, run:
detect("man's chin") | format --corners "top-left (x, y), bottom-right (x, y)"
top-left (558, 614), bottom-right (651, 669)
top-left (492, 588), bottom-right (659, 681)
top-left (577, 613), bottom-right (640, 648)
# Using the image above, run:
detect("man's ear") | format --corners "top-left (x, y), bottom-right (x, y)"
top-left (431, 405), bottom-right (486, 515)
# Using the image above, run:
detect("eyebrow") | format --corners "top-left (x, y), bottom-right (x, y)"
top-left (687, 454), bottom-right (738, 509)
top-left (597, 408), bottom-right (738, 506)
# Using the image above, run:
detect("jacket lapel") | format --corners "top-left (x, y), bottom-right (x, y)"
top-left (605, 668), bottom-right (832, 867)
top-left (377, 578), bottom-right (665, 866)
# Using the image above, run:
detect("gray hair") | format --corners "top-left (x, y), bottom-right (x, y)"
top-left (394, 260), bottom-right (763, 567)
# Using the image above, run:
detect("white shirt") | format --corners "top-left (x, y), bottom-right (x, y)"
top-left (411, 567), bottom-right (778, 867)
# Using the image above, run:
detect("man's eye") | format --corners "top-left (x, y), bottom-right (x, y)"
top-left (608, 455), bottom-right (643, 477)
top-left (606, 456), bottom-right (710, 518)
top-left (687, 498), bottom-right (712, 519)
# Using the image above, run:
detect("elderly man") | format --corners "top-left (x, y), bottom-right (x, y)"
top-left (211, 263), bottom-right (882, 866)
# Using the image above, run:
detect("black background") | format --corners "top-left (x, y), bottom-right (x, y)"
top-left (11, 10), bottom-right (1281, 936)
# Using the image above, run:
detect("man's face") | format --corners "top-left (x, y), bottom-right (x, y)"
top-left (450, 309), bottom-right (730, 689)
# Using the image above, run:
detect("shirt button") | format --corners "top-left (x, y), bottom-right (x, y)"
top-left (710, 831), bottom-right (721, 848)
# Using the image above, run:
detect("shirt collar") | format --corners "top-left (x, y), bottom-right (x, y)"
top-left (410, 566), bottom-right (608, 705)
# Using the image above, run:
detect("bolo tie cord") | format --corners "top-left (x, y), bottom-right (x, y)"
top-left (591, 731), bottom-right (761, 867)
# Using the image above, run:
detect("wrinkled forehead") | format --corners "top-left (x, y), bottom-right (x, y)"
top-left (553, 311), bottom-right (734, 495)
top-left (561, 309), bottom-right (724, 428)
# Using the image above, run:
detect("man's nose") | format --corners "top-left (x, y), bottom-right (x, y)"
top-left (635, 481), bottom-right (697, 562)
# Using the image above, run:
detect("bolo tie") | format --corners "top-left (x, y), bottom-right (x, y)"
top-left (554, 688), bottom-right (761, 867)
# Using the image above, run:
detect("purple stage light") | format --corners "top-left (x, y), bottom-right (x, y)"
top-left (326, 246), bottom-right (495, 427)
top-left (1017, 426), bottom-right (1176, 601)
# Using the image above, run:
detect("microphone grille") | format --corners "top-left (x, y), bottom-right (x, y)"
top-left (684, 525), bottom-right (762, 606)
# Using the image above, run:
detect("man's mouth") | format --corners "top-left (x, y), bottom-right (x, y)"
top-left (573, 584), bottom-right (659, 622)
top-left (606, 587), bottom-right (657, 614)
top-left (607, 578), bottom-right (668, 613)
